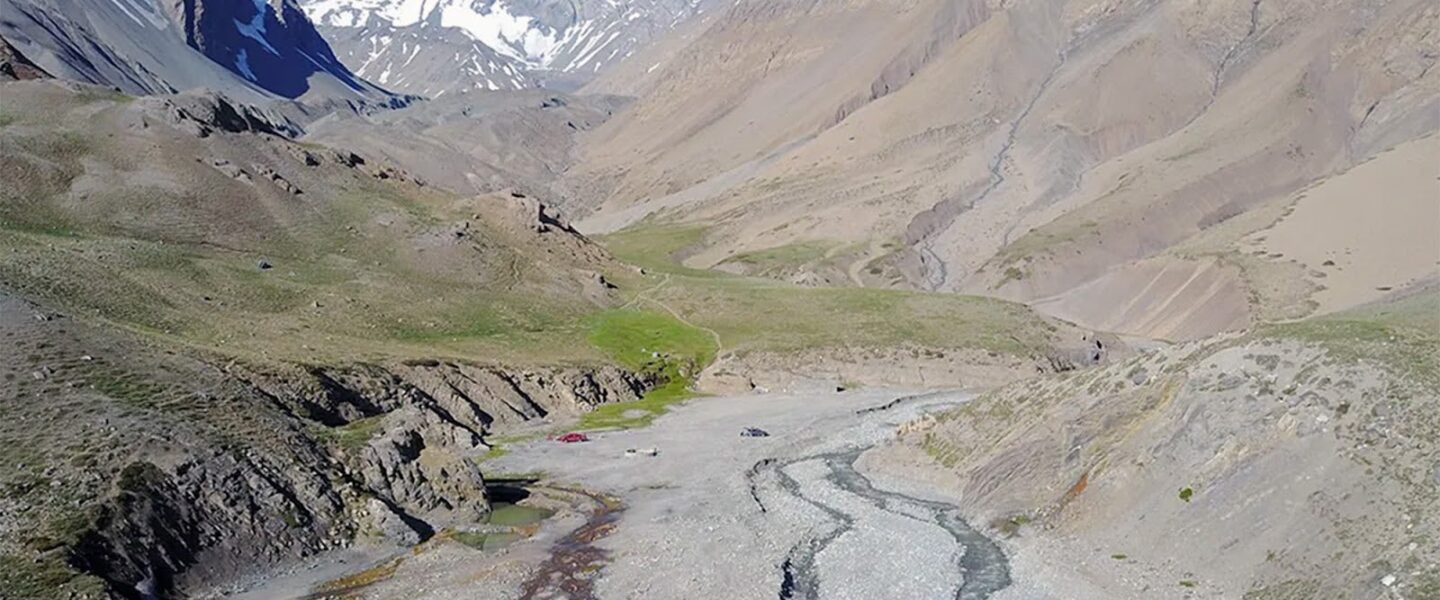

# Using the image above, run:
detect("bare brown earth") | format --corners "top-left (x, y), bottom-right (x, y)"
top-left (566, 0), bottom-right (1439, 341)
top-left (1248, 133), bottom-right (1440, 315)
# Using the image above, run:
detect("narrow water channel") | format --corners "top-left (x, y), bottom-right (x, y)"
top-left (769, 436), bottom-right (1010, 599)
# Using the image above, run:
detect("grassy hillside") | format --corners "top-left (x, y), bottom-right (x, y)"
top-left (1260, 289), bottom-right (1440, 390)
top-left (0, 82), bottom-right (614, 367)
top-left (1, 81), bottom-right (1092, 419)
top-left (600, 224), bottom-right (1073, 360)
top-left (580, 308), bottom-right (717, 429)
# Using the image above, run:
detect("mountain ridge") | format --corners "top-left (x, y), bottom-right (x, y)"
top-left (0, 0), bottom-right (405, 108)
top-left (300, 0), bottom-right (719, 94)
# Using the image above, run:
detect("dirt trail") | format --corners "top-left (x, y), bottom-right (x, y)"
top-left (624, 273), bottom-right (726, 357)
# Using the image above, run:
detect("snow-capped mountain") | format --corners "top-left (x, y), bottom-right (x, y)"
top-left (299, 0), bottom-right (717, 95)
top-left (0, 0), bottom-right (401, 106)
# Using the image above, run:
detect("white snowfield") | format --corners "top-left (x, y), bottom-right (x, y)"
top-left (298, 0), bottom-right (715, 94)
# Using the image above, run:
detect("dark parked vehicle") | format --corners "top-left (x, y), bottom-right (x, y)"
top-left (740, 427), bottom-right (769, 438)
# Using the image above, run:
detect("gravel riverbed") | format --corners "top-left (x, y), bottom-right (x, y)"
top-left (489, 385), bottom-right (1009, 599)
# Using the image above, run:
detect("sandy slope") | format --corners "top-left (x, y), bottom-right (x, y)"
top-left (1248, 133), bottom-right (1440, 315)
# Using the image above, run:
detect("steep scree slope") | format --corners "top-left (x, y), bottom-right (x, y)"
top-left (569, 0), bottom-right (1438, 341)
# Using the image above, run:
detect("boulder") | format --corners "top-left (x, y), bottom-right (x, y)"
top-left (366, 498), bottom-right (425, 546)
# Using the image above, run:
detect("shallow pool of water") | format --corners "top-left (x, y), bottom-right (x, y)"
top-left (453, 531), bottom-right (522, 552)
top-left (486, 502), bottom-right (555, 527)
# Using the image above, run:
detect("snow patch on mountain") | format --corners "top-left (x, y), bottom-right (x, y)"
top-left (236, 0), bottom-right (281, 55)
top-left (299, 0), bottom-right (719, 95)
top-left (235, 48), bottom-right (257, 80)
top-left (435, 1), bottom-right (556, 65)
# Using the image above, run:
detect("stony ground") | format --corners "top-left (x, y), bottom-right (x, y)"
top-left (292, 385), bottom-right (1019, 599)
top-left (490, 385), bottom-right (994, 600)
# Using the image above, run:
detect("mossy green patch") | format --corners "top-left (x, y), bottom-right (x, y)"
top-left (476, 444), bottom-right (510, 464)
top-left (586, 309), bottom-right (716, 371)
top-left (992, 513), bottom-right (1032, 538)
top-left (599, 224), bottom-right (720, 278)
top-left (0, 554), bottom-right (107, 600)
top-left (581, 308), bottom-right (718, 430)
top-left (315, 415), bottom-right (388, 453)
top-left (575, 377), bottom-right (697, 431)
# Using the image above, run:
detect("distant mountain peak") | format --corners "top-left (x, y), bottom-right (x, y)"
top-left (1, 0), bottom-right (403, 107)
top-left (298, 0), bottom-right (718, 95)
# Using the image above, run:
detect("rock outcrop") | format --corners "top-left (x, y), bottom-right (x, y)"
top-left (0, 292), bottom-right (654, 600)
top-left (0, 35), bottom-right (49, 81)
top-left (234, 359), bottom-right (653, 536)
top-left (132, 91), bottom-right (299, 138)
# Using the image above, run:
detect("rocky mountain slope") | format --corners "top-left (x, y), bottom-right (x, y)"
top-left (300, 0), bottom-right (722, 95)
top-left (0, 0), bottom-right (402, 107)
top-left (567, 0), bottom-right (1438, 341)
top-left (303, 88), bottom-right (628, 197)
top-left (0, 77), bottom-right (647, 599)
top-left (0, 35), bottom-right (49, 81)
top-left (884, 288), bottom-right (1439, 598)
top-left (0, 78), bottom-right (634, 363)
top-left (0, 288), bottom-right (652, 599)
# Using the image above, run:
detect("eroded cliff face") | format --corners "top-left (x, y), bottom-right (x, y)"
top-left (0, 292), bottom-right (653, 600)
top-left (242, 360), bottom-right (652, 531)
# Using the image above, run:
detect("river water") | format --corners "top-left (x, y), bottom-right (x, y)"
top-left (759, 394), bottom-right (1012, 599)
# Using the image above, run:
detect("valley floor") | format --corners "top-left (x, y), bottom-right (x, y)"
top-left (489, 387), bottom-right (984, 600)
top-left (250, 386), bottom-right (1147, 600)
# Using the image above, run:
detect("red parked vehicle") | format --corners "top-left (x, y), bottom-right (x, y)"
top-left (554, 432), bottom-right (589, 443)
